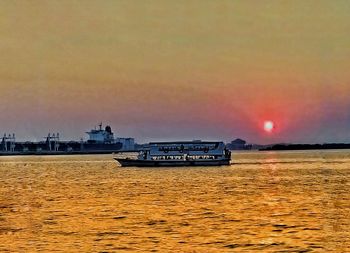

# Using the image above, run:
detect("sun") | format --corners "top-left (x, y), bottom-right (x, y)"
top-left (264, 120), bottom-right (274, 133)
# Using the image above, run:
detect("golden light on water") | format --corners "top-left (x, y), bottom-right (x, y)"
top-left (1, 153), bottom-right (350, 252)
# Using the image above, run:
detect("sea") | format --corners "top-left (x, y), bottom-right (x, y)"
top-left (0, 150), bottom-right (349, 252)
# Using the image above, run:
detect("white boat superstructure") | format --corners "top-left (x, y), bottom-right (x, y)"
top-left (114, 141), bottom-right (231, 167)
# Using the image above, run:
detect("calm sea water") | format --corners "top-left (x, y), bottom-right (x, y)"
top-left (0, 150), bottom-right (349, 252)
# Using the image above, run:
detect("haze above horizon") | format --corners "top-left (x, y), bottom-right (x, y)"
top-left (1, 1), bottom-right (349, 144)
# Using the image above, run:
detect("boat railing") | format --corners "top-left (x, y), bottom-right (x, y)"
top-left (113, 152), bottom-right (139, 160)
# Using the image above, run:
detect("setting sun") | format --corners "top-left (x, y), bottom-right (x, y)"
top-left (264, 121), bottom-right (274, 133)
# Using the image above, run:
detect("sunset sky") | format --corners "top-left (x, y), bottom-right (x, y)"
top-left (1, 1), bottom-right (350, 144)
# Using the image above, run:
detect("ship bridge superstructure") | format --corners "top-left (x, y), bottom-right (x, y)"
top-left (86, 123), bottom-right (114, 144)
top-left (85, 123), bottom-right (135, 150)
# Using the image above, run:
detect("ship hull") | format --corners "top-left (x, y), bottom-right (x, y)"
top-left (114, 158), bottom-right (231, 167)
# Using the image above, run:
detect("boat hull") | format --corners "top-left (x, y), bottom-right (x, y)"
top-left (114, 158), bottom-right (231, 167)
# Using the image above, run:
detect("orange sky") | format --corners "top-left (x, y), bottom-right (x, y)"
top-left (1, 1), bottom-right (350, 143)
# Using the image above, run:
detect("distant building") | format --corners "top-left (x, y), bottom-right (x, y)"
top-left (227, 138), bottom-right (251, 150)
top-left (1, 134), bottom-right (16, 152)
top-left (115, 137), bottom-right (135, 150)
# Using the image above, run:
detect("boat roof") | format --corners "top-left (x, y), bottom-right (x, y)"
top-left (148, 141), bottom-right (223, 145)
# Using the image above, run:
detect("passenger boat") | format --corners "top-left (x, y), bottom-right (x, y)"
top-left (114, 141), bottom-right (231, 167)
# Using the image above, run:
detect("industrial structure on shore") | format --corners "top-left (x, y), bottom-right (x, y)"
top-left (1, 124), bottom-right (263, 156)
top-left (0, 123), bottom-right (135, 155)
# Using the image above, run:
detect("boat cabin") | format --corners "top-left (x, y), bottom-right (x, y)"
top-left (138, 141), bottom-right (231, 161)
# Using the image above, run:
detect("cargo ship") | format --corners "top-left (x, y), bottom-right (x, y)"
top-left (114, 141), bottom-right (231, 167)
top-left (0, 123), bottom-right (135, 155)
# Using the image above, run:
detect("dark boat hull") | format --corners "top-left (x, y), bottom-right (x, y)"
top-left (114, 158), bottom-right (231, 167)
